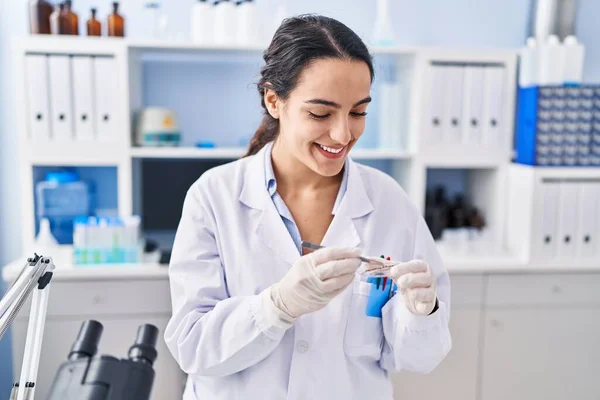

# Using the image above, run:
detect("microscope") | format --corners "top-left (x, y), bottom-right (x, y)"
top-left (45, 320), bottom-right (158, 400)
top-left (1, 254), bottom-right (159, 400)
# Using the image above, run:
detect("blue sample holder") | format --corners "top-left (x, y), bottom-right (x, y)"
top-left (514, 84), bottom-right (600, 166)
top-left (365, 277), bottom-right (397, 318)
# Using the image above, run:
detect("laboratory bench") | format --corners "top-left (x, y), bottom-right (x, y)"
top-left (3, 253), bottom-right (600, 400)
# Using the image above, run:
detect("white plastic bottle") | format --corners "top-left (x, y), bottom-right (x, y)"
top-left (236, 0), bottom-right (258, 46)
top-left (371, 0), bottom-right (395, 46)
top-left (214, 0), bottom-right (236, 46)
top-left (34, 218), bottom-right (59, 259)
top-left (190, 0), bottom-right (213, 44)
top-left (267, 1), bottom-right (287, 43)
top-left (563, 35), bottom-right (585, 85)
top-left (519, 37), bottom-right (539, 87)
top-left (538, 34), bottom-right (564, 85)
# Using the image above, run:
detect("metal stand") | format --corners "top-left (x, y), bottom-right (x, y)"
top-left (0, 254), bottom-right (54, 400)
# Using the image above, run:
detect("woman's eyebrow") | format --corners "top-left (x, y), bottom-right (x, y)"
top-left (304, 96), bottom-right (372, 108)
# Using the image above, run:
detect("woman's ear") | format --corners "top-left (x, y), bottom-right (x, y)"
top-left (264, 87), bottom-right (280, 119)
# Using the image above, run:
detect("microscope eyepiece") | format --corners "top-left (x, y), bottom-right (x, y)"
top-left (68, 320), bottom-right (103, 361)
top-left (128, 324), bottom-right (158, 366)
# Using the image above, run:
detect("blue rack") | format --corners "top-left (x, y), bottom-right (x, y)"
top-left (514, 85), bottom-right (600, 166)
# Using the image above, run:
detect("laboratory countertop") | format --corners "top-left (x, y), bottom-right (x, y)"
top-left (2, 252), bottom-right (600, 282)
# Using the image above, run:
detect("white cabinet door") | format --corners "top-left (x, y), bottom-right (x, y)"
top-left (391, 309), bottom-right (480, 400)
top-left (12, 316), bottom-right (185, 400)
top-left (481, 308), bottom-right (600, 400)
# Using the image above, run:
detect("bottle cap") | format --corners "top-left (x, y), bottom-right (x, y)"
top-left (564, 35), bottom-right (578, 46)
top-left (547, 34), bottom-right (560, 45)
top-left (46, 170), bottom-right (78, 183)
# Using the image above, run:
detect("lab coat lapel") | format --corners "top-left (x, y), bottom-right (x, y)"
top-left (321, 158), bottom-right (374, 250)
top-left (239, 145), bottom-right (300, 267)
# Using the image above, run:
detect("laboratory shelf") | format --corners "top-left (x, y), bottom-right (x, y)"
top-left (26, 141), bottom-right (128, 166)
top-left (128, 39), bottom-right (418, 56)
top-left (420, 144), bottom-right (509, 168)
top-left (130, 146), bottom-right (414, 160)
top-left (131, 146), bottom-right (246, 160)
top-left (17, 36), bottom-right (418, 58)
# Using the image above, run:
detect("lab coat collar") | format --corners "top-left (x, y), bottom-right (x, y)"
top-left (239, 144), bottom-right (374, 265)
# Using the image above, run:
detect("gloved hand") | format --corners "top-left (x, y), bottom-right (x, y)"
top-left (389, 260), bottom-right (437, 316)
top-left (270, 247), bottom-right (362, 321)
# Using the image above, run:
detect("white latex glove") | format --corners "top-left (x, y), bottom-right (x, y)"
top-left (389, 260), bottom-right (438, 316)
top-left (270, 247), bottom-right (362, 321)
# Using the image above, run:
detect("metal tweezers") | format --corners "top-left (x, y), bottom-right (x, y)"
top-left (300, 241), bottom-right (396, 276)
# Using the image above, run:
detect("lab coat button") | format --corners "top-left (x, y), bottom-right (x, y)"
top-left (296, 340), bottom-right (309, 353)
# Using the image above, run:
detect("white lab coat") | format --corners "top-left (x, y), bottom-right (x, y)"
top-left (165, 145), bottom-right (452, 400)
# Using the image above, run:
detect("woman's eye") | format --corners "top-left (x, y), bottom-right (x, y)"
top-left (351, 111), bottom-right (368, 118)
top-left (309, 112), bottom-right (330, 120)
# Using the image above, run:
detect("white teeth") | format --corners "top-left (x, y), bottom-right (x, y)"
top-left (318, 144), bottom-right (344, 154)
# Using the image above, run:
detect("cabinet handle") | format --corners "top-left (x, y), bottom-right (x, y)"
top-left (92, 295), bottom-right (103, 304)
top-left (551, 285), bottom-right (562, 294)
top-left (490, 319), bottom-right (500, 327)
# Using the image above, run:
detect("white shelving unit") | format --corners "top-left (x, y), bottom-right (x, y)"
top-left (130, 146), bottom-right (414, 160)
top-left (14, 35), bottom-right (518, 261)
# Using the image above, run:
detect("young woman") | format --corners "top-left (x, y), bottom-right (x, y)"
top-left (165, 14), bottom-right (451, 399)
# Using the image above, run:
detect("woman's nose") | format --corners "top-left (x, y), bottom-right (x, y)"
top-left (330, 118), bottom-right (352, 145)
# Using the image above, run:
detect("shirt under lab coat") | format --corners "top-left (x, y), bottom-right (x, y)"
top-left (164, 143), bottom-right (452, 400)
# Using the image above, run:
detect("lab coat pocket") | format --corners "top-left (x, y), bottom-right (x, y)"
top-left (343, 280), bottom-right (384, 359)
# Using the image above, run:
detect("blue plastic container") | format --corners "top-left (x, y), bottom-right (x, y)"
top-left (35, 170), bottom-right (95, 244)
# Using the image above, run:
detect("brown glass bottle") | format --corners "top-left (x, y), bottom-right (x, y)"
top-left (50, 3), bottom-right (71, 35)
top-left (64, 0), bottom-right (79, 35)
top-left (107, 2), bottom-right (125, 37)
top-left (29, 0), bottom-right (53, 34)
top-left (86, 8), bottom-right (101, 36)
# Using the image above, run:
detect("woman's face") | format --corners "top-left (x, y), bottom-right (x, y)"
top-left (267, 58), bottom-right (372, 177)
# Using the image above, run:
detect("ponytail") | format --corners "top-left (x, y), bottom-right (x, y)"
top-left (244, 113), bottom-right (279, 157)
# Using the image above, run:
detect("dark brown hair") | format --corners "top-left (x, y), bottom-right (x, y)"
top-left (244, 14), bottom-right (375, 157)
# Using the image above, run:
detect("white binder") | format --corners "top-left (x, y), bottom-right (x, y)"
top-left (71, 56), bottom-right (96, 141)
top-left (441, 65), bottom-right (464, 143)
top-left (533, 181), bottom-right (560, 261)
top-left (93, 56), bottom-right (119, 141)
top-left (576, 181), bottom-right (600, 259)
top-left (482, 66), bottom-right (505, 146)
top-left (427, 65), bottom-right (446, 144)
top-left (24, 55), bottom-right (51, 141)
top-left (461, 66), bottom-right (485, 144)
top-left (48, 55), bottom-right (74, 141)
top-left (556, 182), bottom-right (579, 259)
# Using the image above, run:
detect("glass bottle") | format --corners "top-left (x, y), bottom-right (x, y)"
top-left (50, 3), bottom-right (71, 35)
top-left (64, 0), bottom-right (79, 35)
top-left (29, 0), bottom-right (53, 34)
top-left (107, 2), bottom-right (125, 37)
top-left (86, 8), bottom-right (101, 36)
